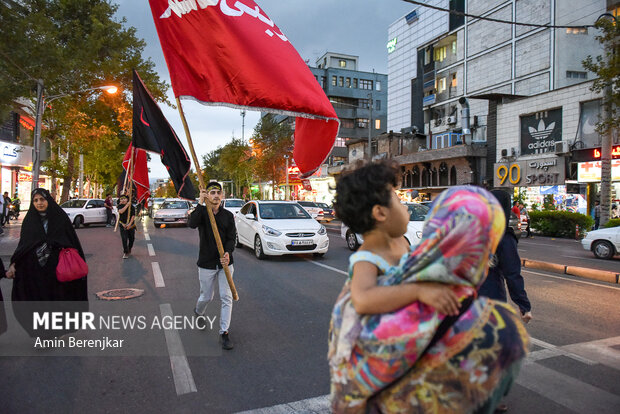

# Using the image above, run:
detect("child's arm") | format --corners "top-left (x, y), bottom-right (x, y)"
top-left (350, 261), bottom-right (461, 315)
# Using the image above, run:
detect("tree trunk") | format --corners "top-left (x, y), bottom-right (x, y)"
top-left (60, 151), bottom-right (75, 203)
top-left (49, 139), bottom-right (58, 200)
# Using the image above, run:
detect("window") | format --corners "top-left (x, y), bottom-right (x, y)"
top-left (434, 46), bottom-right (447, 62)
top-left (579, 99), bottom-right (602, 147)
top-left (450, 74), bottom-right (457, 88)
top-left (567, 71), bottom-right (587, 79)
top-left (345, 77), bottom-right (351, 88)
top-left (437, 77), bottom-right (447, 93)
top-left (375, 100), bottom-right (381, 110)
top-left (353, 78), bottom-right (358, 88)
top-left (321, 76), bottom-right (326, 88)
top-left (452, 40), bottom-right (457, 55)
top-left (566, 27), bottom-right (588, 34)
top-left (339, 60), bottom-right (347, 68)
top-left (424, 48), bottom-right (431, 65)
top-left (339, 76), bottom-right (344, 87)
top-left (358, 98), bottom-right (370, 109)
top-left (359, 79), bottom-right (373, 90)
top-left (375, 119), bottom-right (381, 129)
top-left (356, 118), bottom-right (369, 128)
top-left (331, 76), bottom-right (337, 86)
top-left (375, 81), bottom-right (381, 91)
top-left (341, 119), bottom-right (354, 129)
top-left (334, 137), bottom-right (347, 147)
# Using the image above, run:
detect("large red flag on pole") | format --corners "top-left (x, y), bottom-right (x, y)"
top-left (122, 144), bottom-right (150, 204)
top-left (148, 0), bottom-right (339, 177)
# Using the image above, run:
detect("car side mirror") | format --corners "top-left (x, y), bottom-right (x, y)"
top-left (85, 205), bottom-right (93, 209)
top-left (245, 213), bottom-right (256, 220)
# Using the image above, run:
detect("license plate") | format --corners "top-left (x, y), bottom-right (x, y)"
top-left (163, 218), bottom-right (175, 222)
top-left (291, 239), bottom-right (313, 246)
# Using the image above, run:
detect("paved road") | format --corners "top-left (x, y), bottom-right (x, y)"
top-left (0, 217), bottom-right (618, 413)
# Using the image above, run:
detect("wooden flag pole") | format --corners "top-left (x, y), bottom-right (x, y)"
top-left (115, 146), bottom-right (134, 233)
top-left (175, 97), bottom-right (239, 301)
top-left (125, 145), bottom-right (135, 227)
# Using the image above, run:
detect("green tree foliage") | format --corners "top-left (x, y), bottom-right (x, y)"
top-left (529, 210), bottom-right (594, 238)
top-left (201, 147), bottom-right (225, 182)
top-left (219, 138), bottom-right (253, 198)
top-left (582, 15), bottom-right (620, 135)
top-left (250, 114), bottom-right (293, 196)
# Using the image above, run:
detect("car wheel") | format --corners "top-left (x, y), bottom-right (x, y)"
top-left (154, 224), bottom-right (161, 229)
top-left (110, 216), bottom-right (117, 226)
top-left (592, 240), bottom-right (615, 259)
top-left (313, 252), bottom-right (325, 258)
top-left (236, 233), bottom-right (242, 248)
top-left (254, 235), bottom-right (266, 260)
top-left (73, 216), bottom-right (83, 229)
top-left (346, 230), bottom-right (359, 251)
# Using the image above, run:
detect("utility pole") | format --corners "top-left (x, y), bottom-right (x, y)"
top-left (284, 154), bottom-right (289, 200)
top-left (368, 92), bottom-right (373, 160)
top-left (600, 83), bottom-right (613, 227)
top-left (32, 79), bottom-right (44, 192)
top-left (241, 110), bottom-right (246, 143)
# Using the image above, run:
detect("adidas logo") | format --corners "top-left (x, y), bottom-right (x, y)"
top-left (528, 119), bottom-right (556, 141)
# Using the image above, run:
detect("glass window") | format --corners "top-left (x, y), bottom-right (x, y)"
top-left (376, 81), bottom-right (381, 91)
top-left (341, 119), bottom-right (354, 129)
top-left (567, 71), bottom-right (587, 79)
top-left (358, 98), bottom-right (370, 109)
top-left (259, 203), bottom-right (310, 219)
top-left (451, 74), bottom-right (457, 88)
top-left (334, 137), bottom-right (347, 147)
top-left (61, 200), bottom-right (87, 208)
top-left (339, 60), bottom-right (346, 68)
top-left (345, 77), bottom-right (351, 88)
top-left (321, 76), bottom-right (326, 88)
top-left (579, 99), bottom-right (602, 148)
top-left (437, 77), bottom-right (447, 93)
top-left (566, 27), bottom-right (588, 34)
top-left (160, 201), bottom-right (189, 209)
top-left (434, 46), bottom-right (447, 62)
top-left (375, 119), bottom-right (381, 129)
top-left (225, 199), bottom-right (244, 207)
top-left (356, 118), bottom-right (369, 128)
top-left (375, 100), bottom-right (381, 110)
top-left (240, 203), bottom-right (251, 214)
top-left (353, 78), bottom-right (358, 88)
top-left (407, 203), bottom-right (430, 221)
top-left (359, 79), bottom-right (373, 90)
top-left (331, 76), bottom-right (337, 86)
top-left (338, 76), bottom-right (344, 87)
top-left (424, 48), bottom-right (431, 65)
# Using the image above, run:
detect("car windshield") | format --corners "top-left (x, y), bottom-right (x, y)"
top-left (407, 203), bottom-right (430, 221)
top-left (61, 200), bottom-right (87, 209)
top-left (225, 200), bottom-right (244, 207)
top-left (153, 198), bottom-right (165, 204)
top-left (259, 203), bottom-right (311, 219)
top-left (160, 201), bottom-right (187, 209)
top-left (317, 203), bottom-right (330, 209)
top-left (298, 201), bottom-right (317, 207)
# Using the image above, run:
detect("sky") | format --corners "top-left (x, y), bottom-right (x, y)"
top-left (114, 0), bottom-right (416, 179)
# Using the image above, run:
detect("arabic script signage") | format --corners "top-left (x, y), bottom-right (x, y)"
top-left (494, 157), bottom-right (565, 188)
top-left (0, 141), bottom-right (32, 167)
top-left (520, 109), bottom-right (562, 156)
top-left (577, 160), bottom-right (620, 182)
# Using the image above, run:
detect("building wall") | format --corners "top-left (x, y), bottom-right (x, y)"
top-left (495, 81), bottom-right (603, 160)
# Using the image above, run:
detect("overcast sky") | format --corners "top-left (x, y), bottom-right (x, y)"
top-left (114, 0), bottom-right (415, 179)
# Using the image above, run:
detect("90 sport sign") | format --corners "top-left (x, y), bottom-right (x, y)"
top-left (494, 157), bottom-right (565, 188)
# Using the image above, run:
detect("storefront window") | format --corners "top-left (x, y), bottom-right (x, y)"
top-left (578, 99), bottom-right (601, 148)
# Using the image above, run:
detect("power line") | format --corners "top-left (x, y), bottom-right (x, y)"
top-left (401, 0), bottom-right (596, 29)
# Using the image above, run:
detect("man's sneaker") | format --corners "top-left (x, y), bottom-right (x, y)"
top-left (122, 253), bottom-right (128, 259)
top-left (221, 332), bottom-right (233, 350)
top-left (106, 224), bottom-right (112, 228)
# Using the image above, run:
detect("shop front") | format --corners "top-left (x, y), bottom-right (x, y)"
top-left (0, 140), bottom-right (42, 205)
top-left (572, 145), bottom-right (620, 216)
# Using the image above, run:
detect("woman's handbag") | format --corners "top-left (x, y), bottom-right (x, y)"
top-left (56, 248), bottom-right (88, 282)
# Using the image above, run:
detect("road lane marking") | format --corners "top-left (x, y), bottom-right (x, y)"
top-left (144, 233), bottom-right (151, 241)
top-left (523, 269), bottom-right (620, 290)
top-left (529, 337), bottom-right (596, 365)
top-left (517, 359), bottom-right (620, 414)
top-left (159, 303), bottom-right (197, 396)
top-left (147, 243), bottom-right (155, 256)
top-left (151, 262), bottom-right (165, 288)
top-left (235, 394), bottom-right (330, 414)
top-left (304, 259), bottom-right (347, 276)
top-left (520, 242), bottom-right (559, 247)
top-left (562, 254), bottom-right (614, 263)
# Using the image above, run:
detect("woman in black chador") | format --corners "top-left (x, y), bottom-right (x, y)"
top-left (6, 188), bottom-right (88, 337)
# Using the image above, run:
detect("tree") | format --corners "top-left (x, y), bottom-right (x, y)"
top-left (583, 15), bottom-right (620, 227)
top-left (251, 114), bottom-right (293, 198)
top-left (219, 138), bottom-right (254, 198)
top-left (201, 147), bottom-right (225, 182)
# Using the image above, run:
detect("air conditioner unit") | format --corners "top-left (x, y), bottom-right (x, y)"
top-left (501, 149), bottom-right (508, 157)
top-left (555, 141), bottom-right (571, 154)
top-left (434, 118), bottom-right (443, 127)
top-left (447, 115), bottom-right (457, 124)
top-left (510, 147), bottom-right (519, 157)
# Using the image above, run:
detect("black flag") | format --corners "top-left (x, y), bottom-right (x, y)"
top-left (132, 70), bottom-right (196, 200)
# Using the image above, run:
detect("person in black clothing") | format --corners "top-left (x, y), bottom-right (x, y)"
top-left (0, 258), bottom-right (7, 336)
top-left (189, 182), bottom-right (236, 350)
top-left (118, 194), bottom-right (136, 259)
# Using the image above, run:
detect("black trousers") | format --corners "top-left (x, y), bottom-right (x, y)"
top-left (120, 227), bottom-right (136, 254)
top-left (106, 208), bottom-right (113, 224)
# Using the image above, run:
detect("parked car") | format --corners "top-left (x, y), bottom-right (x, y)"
top-left (222, 198), bottom-right (245, 215)
top-left (235, 200), bottom-right (329, 259)
top-left (297, 200), bottom-right (324, 221)
top-left (316, 202), bottom-right (335, 222)
top-left (341, 202), bottom-right (430, 251)
top-left (510, 212), bottom-right (522, 240)
top-left (153, 199), bottom-right (193, 228)
top-left (61, 198), bottom-right (118, 228)
top-left (148, 197), bottom-right (166, 217)
top-left (581, 226), bottom-right (620, 259)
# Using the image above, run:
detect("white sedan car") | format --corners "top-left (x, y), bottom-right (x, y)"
top-left (61, 198), bottom-right (118, 228)
top-left (153, 199), bottom-right (193, 228)
top-left (341, 202), bottom-right (430, 251)
top-left (222, 198), bottom-right (245, 215)
top-left (235, 200), bottom-right (329, 259)
top-left (581, 226), bottom-right (620, 259)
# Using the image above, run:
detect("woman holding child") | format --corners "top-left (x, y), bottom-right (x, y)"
top-left (329, 161), bottom-right (529, 413)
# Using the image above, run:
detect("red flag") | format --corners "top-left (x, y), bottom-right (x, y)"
top-left (122, 144), bottom-right (150, 204)
top-left (148, 0), bottom-right (339, 177)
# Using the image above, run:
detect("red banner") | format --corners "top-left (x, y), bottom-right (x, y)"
top-left (122, 144), bottom-right (150, 204)
top-left (148, 0), bottom-right (338, 177)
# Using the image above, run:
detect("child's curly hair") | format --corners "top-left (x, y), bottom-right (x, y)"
top-left (333, 160), bottom-right (399, 234)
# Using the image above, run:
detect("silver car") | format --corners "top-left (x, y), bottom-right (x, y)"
top-left (153, 199), bottom-right (193, 228)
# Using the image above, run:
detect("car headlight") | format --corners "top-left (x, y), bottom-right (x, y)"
top-left (262, 225), bottom-right (282, 237)
top-left (317, 225), bottom-right (327, 235)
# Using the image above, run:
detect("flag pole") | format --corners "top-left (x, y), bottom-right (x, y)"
top-left (175, 97), bottom-right (239, 301)
top-left (115, 146), bottom-right (134, 232)
top-left (125, 145), bottom-right (135, 227)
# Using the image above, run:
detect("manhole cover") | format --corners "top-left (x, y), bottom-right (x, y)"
top-left (95, 288), bottom-right (144, 301)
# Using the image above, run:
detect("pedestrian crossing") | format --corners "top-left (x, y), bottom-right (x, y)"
top-left (235, 335), bottom-right (620, 414)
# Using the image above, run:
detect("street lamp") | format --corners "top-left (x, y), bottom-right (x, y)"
top-left (32, 82), bottom-right (118, 192)
top-left (284, 154), bottom-right (289, 200)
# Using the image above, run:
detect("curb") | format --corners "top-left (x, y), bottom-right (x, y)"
top-left (522, 258), bottom-right (619, 284)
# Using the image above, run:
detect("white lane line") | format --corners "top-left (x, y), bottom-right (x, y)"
top-left (562, 336), bottom-right (620, 370)
top-left (304, 259), bottom-right (347, 276)
top-left (144, 233), bottom-right (151, 241)
top-left (234, 394), bottom-right (330, 414)
top-left (562, 254), bottom-right (615, 264)
top-left (520, 242), bottom-right (558, 247)
top-left (147, 243), bottom-right (155, 256)
top-left (529, 337), bottom-right (596, 365)
top-left (517, 360), bottom-right (620, 414)
top-left (151, 262), bottom-right (165, 288)
top-left (159, 304), bottom-right (197, 396)
top-left (523, 269), bottom-right (620, 290)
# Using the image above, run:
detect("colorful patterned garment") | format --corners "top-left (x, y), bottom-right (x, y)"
top-left (328, 186), bottom-right (530, 413)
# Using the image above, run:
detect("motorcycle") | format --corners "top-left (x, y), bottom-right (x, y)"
top-left (8, 200), bottom-right (20, 220)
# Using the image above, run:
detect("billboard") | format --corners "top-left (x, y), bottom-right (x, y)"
top-left (520, 108), bottom-right (562, 155)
